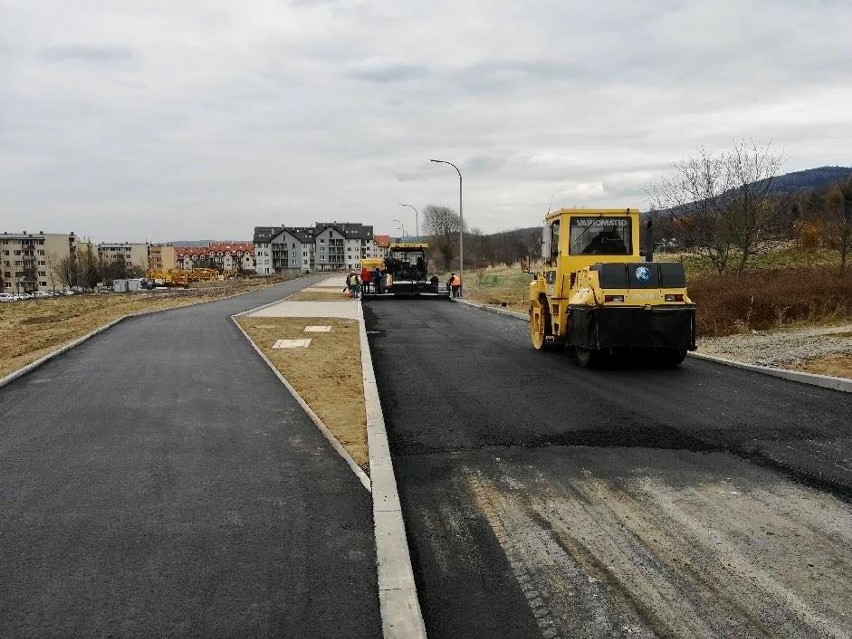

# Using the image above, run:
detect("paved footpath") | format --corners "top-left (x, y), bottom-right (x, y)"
top-left (0, 278), bottom-right (381, 637)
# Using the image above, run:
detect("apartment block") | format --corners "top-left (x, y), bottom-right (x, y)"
top-left (98, 242), bottom-right (150, 271)
top-left (149, 244), bottom-right (176, 271)
top-left (175, 243), bottom-right (255, 271)
top-left (254, 222), bottom-right (382, 275)
top-left (0, 231), bottom-right (77, 293)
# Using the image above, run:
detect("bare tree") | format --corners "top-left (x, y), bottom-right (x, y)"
top-left (422, 204), bottom-right (464, 270)
top-left (45, 251), bottom-right (60, 292)
top-left (648, 140), bottom-right (783, 274)
top-left (77, 245), bottom-right (100, 290)
top-left (819, 178), bottom-right (852, 274)
top-left (53, 254), bottom-right (77, 288)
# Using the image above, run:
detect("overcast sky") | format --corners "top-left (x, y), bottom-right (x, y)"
top-left (2, 0), bottom-right (850, 242)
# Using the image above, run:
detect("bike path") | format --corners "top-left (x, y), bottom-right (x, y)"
top-left (0, 279), bottom-right (381, 637)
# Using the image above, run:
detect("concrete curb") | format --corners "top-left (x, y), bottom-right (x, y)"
top-left (0, 278), bottom-right (310, 390)
top-left (453, 298), bottom-right (852, 393)
top-left (357, 302), bottom-right (428, 639)
top-left (230, 315), bottom-right (372, 492)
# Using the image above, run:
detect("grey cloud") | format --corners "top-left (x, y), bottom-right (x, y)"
top-left (2, 1), bottom-right (850, 240)
top-left (41, 44), bottom-right (135, 63)
top-left (349, 62), bottom-right (431, 84)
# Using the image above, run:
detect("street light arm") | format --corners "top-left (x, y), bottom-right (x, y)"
top-left (399, 203), bottom-right (419, 239)
top-left (430, 159), bottom-right (461, 181)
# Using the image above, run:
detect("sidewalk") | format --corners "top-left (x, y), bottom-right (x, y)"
top-left (239, 276), bottom-right (427, 638)
top-left (0, 277), bottom-right (382, 637)
top-left (249, 276), bottom-right (361, 319)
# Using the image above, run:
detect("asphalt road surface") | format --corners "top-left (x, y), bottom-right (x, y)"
top-left (364, 297), bottom-right (852, 639)
top-left (0, 278), bottom-right (381, 638)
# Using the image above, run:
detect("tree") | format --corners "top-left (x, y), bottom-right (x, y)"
top-left (45, 251), bottom-right (60, 292)
top-left (422, 204), bottom-right (464, 270)
top-left (77, 245), bottom-right (100, 290)
top-left (819, 178), bottom-right (852, 273)
top-left (53, 254), bottom-right (77, 288)
top-left (648, 140), bottom-right (783, 274)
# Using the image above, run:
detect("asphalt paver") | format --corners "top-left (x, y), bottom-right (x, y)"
top-left (364, 297), bottom-right (852, 639)
top-left (0, 278), bottom-right (381, 637)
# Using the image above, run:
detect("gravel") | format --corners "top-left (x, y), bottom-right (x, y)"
top-left (697, 324), bottom-right (852, 369)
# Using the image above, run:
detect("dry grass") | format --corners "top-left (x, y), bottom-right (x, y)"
top-left (458, 265), bottom-right (532, 313)
top-left (790, 354), bottom-right (852, 379)
top-left (0, 278), bottom-right (287, 379)
top-left (288, 289), bottom-right (354, 301)
top-left (236, 317), bottom-right (367, 470)
top-left (689, 268), bottom-right (852, 337)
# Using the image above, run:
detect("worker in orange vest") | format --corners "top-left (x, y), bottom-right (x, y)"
top-left (450, 273), bottom-right (461, 298)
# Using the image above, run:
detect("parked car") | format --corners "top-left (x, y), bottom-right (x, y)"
top-left (0, 293), bottom-right (15, 302)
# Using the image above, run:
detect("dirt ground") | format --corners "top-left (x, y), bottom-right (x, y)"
top-left (0, 279), bottom-right (285, 379)
top-left (288, 289), bottom-right (353, 301)
top-left (794, 353), bottom-right (852, 377)
top-left (236, 316), bottom-right (368, 470)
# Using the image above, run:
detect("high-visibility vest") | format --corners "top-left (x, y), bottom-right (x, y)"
top-left (451, 275), bottom-right (461, 286)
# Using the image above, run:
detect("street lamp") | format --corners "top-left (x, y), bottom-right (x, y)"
top-left (393, 218), bottom-right (406, 242)
top-left (399, 203), bottom-right (419, 240)
top-left (429, 158), bottom-right (463, 297)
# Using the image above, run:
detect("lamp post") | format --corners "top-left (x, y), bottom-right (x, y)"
top-left (393, 218), bottom-right (406, 242)
top-left (429, 158), bottom-right (463, 297)
top-left (399, 203), bottom-right (419, 240)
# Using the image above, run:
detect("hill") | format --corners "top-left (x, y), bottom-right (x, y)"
top-left (762, 166), bottom-right (852, 194)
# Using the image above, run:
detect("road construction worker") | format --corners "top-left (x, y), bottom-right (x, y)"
top-left (360, 266), bottom-right (372, 293)
top-left (372, 267), bottom-right (383, 294)
top-left (345, 270), bottom-right (361, 298)
top-left (449, 273), bottom-right (461, 298)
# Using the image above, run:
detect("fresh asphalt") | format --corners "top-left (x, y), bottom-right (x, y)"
top-left (0, 278), bottom-right (381, 638)
top-left (363, 297), bottom-right (852, 638)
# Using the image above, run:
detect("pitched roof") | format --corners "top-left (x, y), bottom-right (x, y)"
top-left (273, 226), bottom-right (315, 243)
top-left (315, 222), bottom-right (374, 240)
top-left (208, 241), bottom-right (253, 254)
top-left (253, 226), bottom-right (281, 243)
top-left (374, 234), bottom-right (391, 248)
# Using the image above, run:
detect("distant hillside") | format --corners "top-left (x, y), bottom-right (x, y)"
top-left (762, 166), bottom-right (852, 194)
top-left (649, 165), bottom-right (852, 220)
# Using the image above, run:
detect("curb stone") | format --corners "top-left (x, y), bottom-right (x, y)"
top-left (357, 302), bottom-right (428, 639)
top-left (453, 298), bottom-right (851, 393)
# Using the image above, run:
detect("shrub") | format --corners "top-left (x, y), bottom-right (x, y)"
top-left (689, 267), bottom-right (852, 336)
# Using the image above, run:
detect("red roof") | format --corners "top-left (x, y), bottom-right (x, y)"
top-left (175, 243), bottom-right (254, 258)
top-left (374, 234), bottom-right (391, 248)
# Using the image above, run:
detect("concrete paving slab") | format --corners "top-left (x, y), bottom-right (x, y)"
top-left (273, 338), bottom-right (312, 349)
top-left (249, 300), bottom-right (361, 319)
top-left (304, 325), bottom-right (332, 332)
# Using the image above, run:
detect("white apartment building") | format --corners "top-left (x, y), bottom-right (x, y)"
top-left (0, 231), bottom-right (77, 293)
top-left (270, 227), bottom-right (314, 274)
top-left (254, 222), bottom-right (376, 274)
